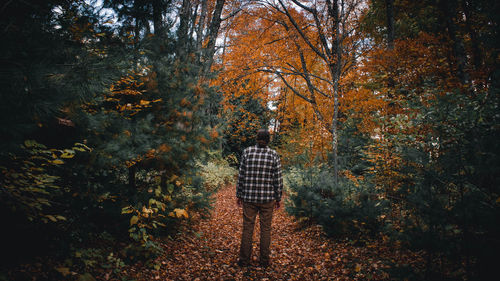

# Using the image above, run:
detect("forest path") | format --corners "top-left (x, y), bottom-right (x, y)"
top-left (125, 185), bottom-right (397, 281)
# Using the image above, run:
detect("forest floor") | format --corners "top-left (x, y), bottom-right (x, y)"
top-left (123, 185), bottom-right (424, 281)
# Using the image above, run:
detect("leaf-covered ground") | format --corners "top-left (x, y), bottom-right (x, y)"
top-left (123, 185), bottom-right (423, 281)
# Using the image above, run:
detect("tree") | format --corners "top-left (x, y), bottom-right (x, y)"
top-left (222, 87), bottom-right (271, 158)
top-left (217, 0), bottom-right (369, 181)
top-left (358, 0), bottom-right (500, 278)
top-left (0, 0), bottom-right (232, 274)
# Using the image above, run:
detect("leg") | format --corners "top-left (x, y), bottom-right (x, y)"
top-left (239, 202), bottom-right (258, 265)
top-left (258, 201), bottom-right (275, 265)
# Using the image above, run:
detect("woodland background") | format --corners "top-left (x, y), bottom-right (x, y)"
top-left (0, 0), bottom-right (499, 280)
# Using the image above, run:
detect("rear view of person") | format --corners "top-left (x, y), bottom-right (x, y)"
top-left (236, 129), bottom-right (283, 267)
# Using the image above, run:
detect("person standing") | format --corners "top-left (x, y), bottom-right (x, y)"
top-left (236, 129), bottom-right (283, 267)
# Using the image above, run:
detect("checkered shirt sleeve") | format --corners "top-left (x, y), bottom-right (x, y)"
top-left (236, 145), bottom-right (284, 203)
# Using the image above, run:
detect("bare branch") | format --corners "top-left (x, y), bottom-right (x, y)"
top-left (221, 7), bottom-right (244, 21)
top-left (276, 0), bottom-right (329, 62)
top-left (262, 68), bottom-right (314, 104)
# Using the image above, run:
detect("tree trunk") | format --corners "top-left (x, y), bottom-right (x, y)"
top-left (177, 0), bottom-right (192, 61)
top-left (278, 0), bottom-right (345, 184)
top-left (152, 0), bottom-right (163, 36)
top-left (328, 0), bottom-right (340, 185)
top-left (195, 0), bottom-right (209, 63)
top-left (385, 0), bottom-right (396, 97)
top-left (128, 165), bottom-right (136, 191)
top-left (200, 0), bottom-right (226, 78)
top-left (462, 0), bottom-right (482, 69)
top-left (385, 0), bottom-right (395, 50)
top-left (442, 0), bottom-right (468, 84)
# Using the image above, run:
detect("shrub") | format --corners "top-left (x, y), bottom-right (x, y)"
top-left (196, 150), bottom-right (237, 192)
top-left (120, 168), bottom-right (212, 264)
top-left (285, 164), bottom-right (387, 237)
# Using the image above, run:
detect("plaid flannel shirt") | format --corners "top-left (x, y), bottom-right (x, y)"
top-left (236, 145), bottom-right (284, 203)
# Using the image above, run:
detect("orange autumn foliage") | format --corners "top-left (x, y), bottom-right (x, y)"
top-left (215, 2), bottom-right (375, 166)
top-left (358, 32), bottom-right (460, 193)
top-left (214, 2), bottom-right (463, 194)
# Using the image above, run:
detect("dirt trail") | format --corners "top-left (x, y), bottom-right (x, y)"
top-left (125, 185), bottom-right (401, 280)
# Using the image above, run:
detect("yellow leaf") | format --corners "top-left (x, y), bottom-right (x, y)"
top-left (51, 159), bottom-right (64, 165)
top-left (173, 208), bottom-right (188, 219)
top-left (46, 215), bottom-right (57, 222)
top-left (55, 267), bottom-right (71, 277)
top-left (60, 150), bottom-right (75, 158)
top-left (24, 140), bottom-right (36, 148)
top-left (130, 215), bottom-right (139, 226)
top-left (355, 264), bottom-right (362, 272)
top-left (121, 206), bottom-right (133, 214)
top-left (74, 143), bottom-right (91, 151)
top-left (149, 198), bottom-right (156, 206)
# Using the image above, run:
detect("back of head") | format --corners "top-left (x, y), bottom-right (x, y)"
top-left (256, 129), bottom-right (270, 147)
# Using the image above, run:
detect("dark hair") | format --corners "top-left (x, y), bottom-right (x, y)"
top-left (256, 129), bottom-right (270, 144)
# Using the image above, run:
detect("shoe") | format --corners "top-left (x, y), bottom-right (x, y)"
top-left (237, 260), bottom-right (249, 267)
top-left (258, 261), bottom-right (270, 268)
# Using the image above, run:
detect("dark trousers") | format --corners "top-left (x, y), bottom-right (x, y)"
top-left (239, 201), bottom-right (275, 264)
